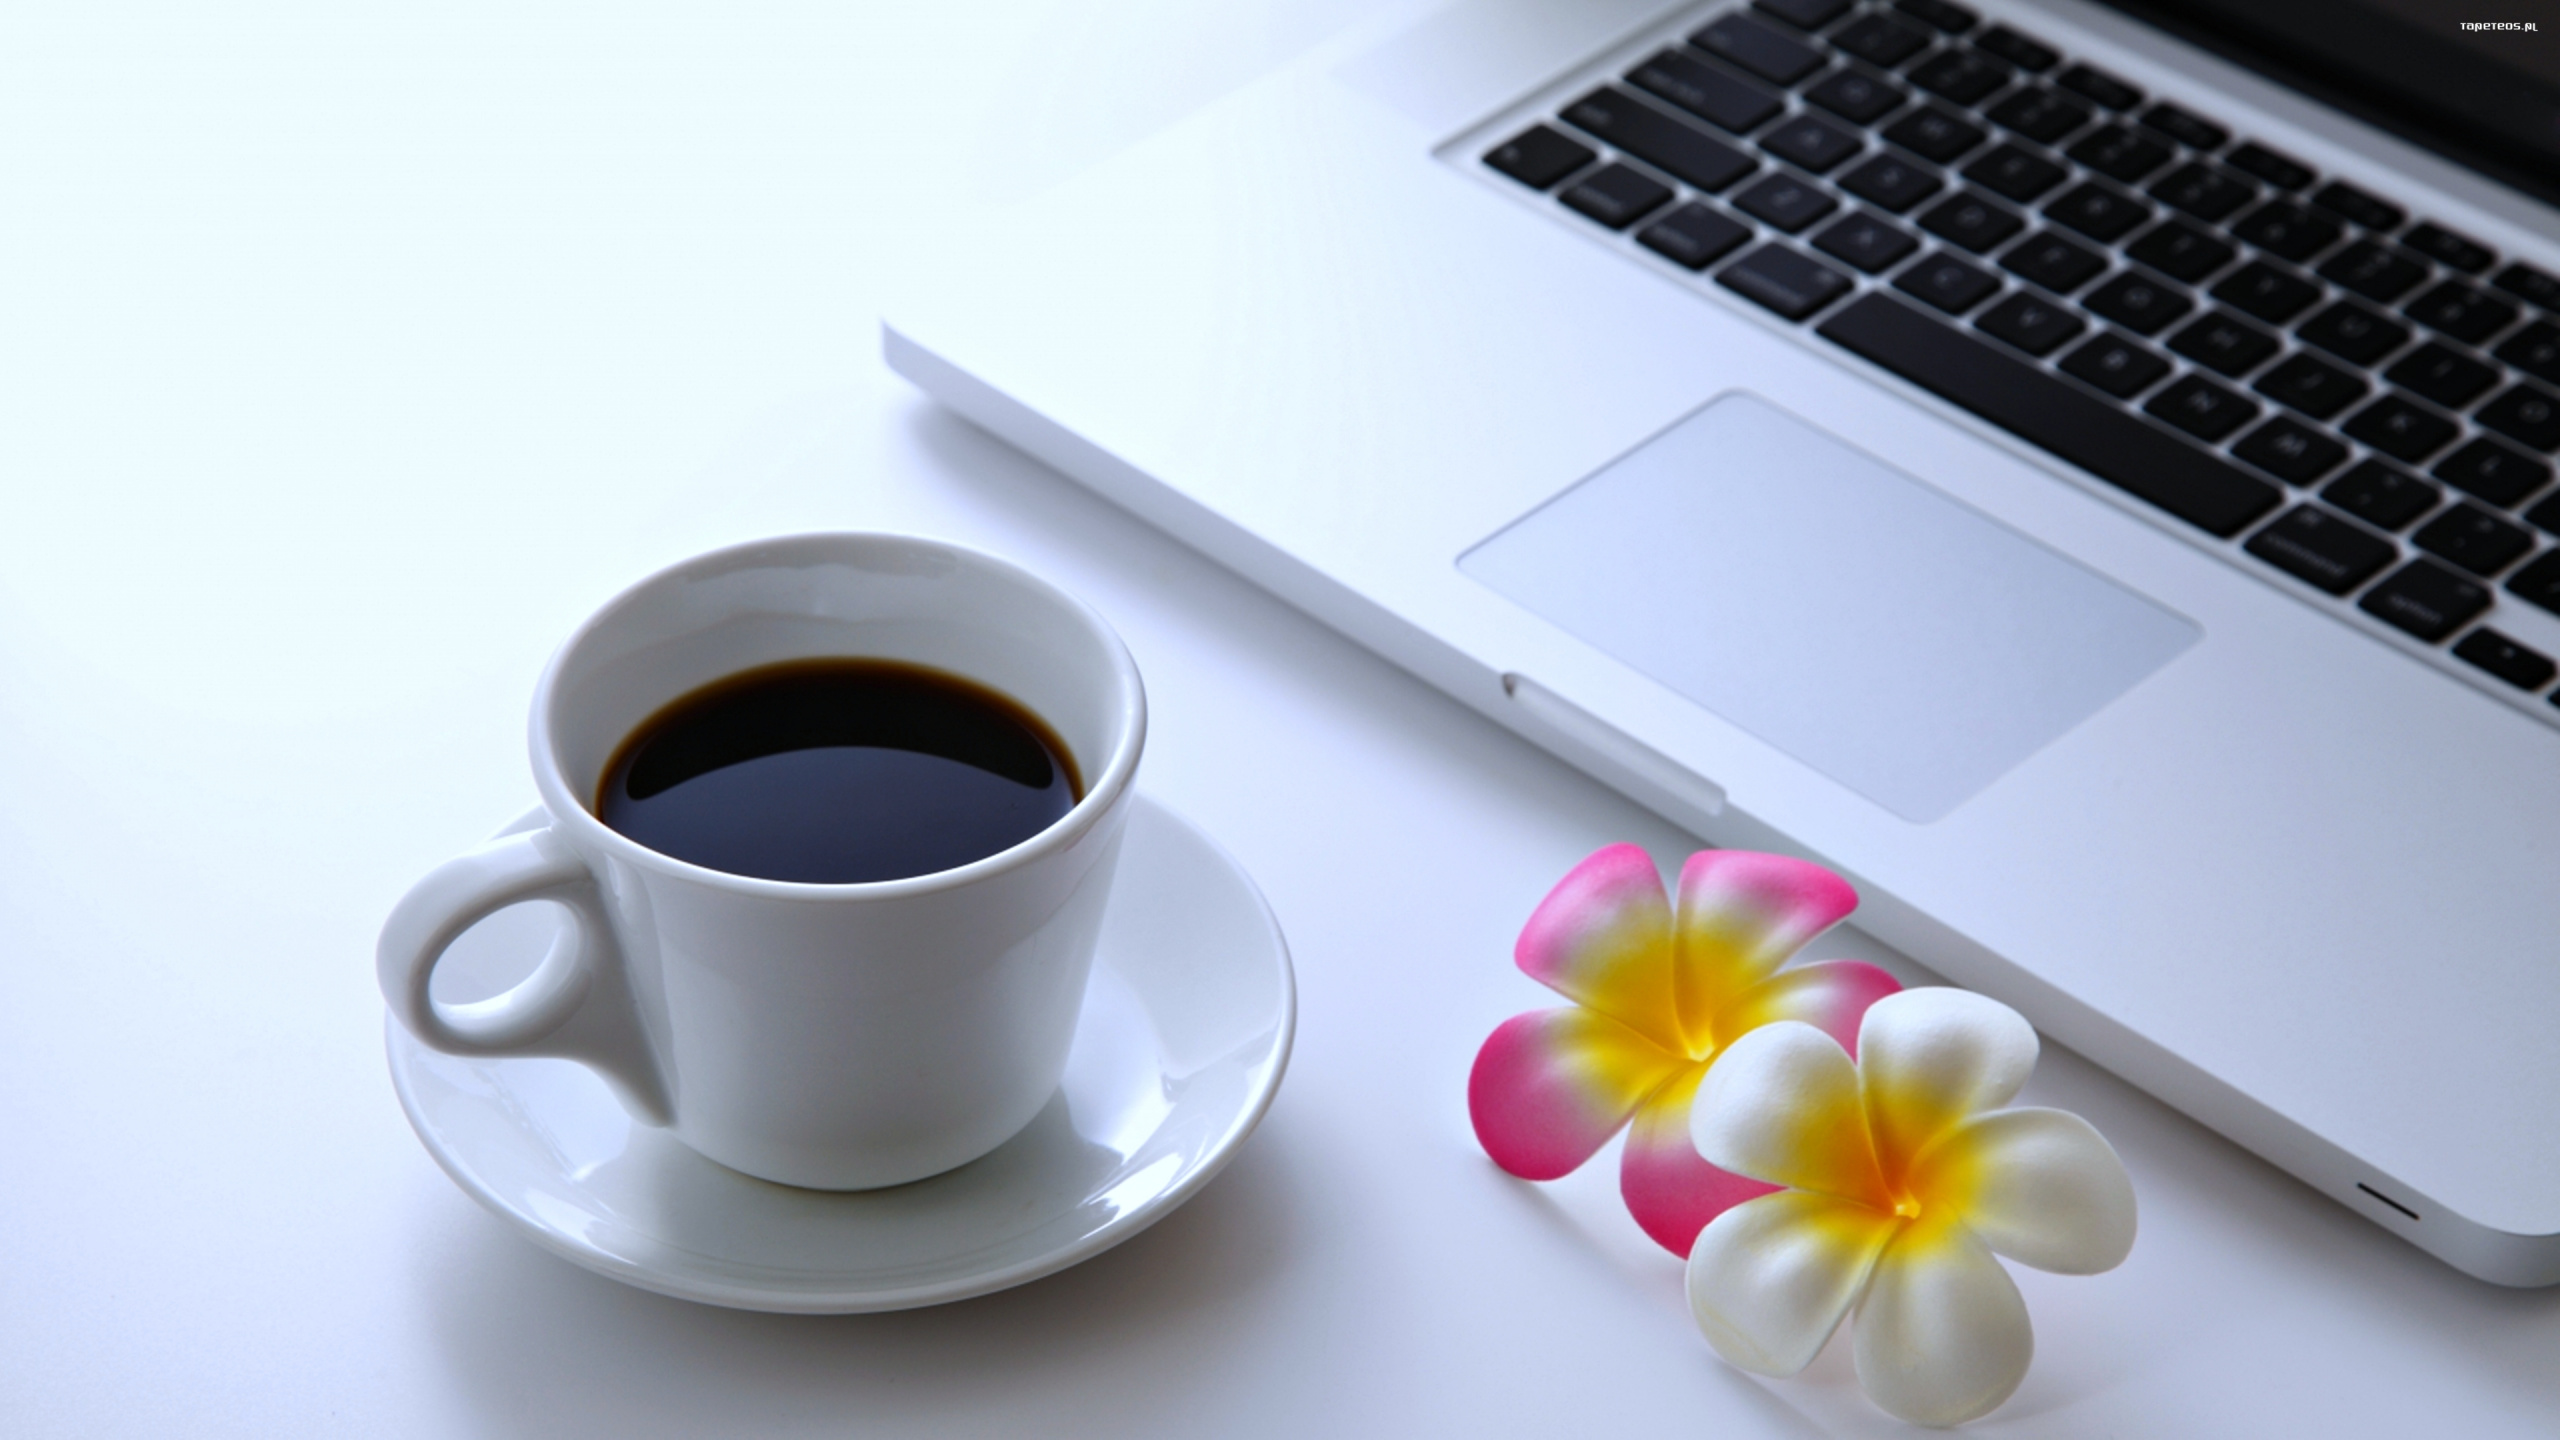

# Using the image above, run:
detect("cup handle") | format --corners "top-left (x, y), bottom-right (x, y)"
top-left (378, 823), bottom-right (672, 1124)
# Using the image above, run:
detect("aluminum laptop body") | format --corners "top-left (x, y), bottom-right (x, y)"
top-left (885, 0), bottom-right (2560, 1283)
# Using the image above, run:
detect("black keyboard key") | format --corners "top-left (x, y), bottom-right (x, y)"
top-left (2211, 261), bottom-right (2322, 325)
top-left (2227, 202), bottom-right (2342, 264)
top-left (1882, 107), bottom-right (1986, 163)
top-left (2318, 240), bottom-right (2429, 303)
top-left (1693, 14), bottom-right (1826, 86)
top-left (1734, 172), bottom-right (1839, 231)
top-left (2085, 271), bottom-right (2194, 335)
top-left (2493, 262), bottom-right (2560, 310)
top-left (1838, 153), bottom-right (1943, 212)
top-left (1893, 250), bottom-right (2000, 312)
top-left (1831, 11), bottom-right (1932, 67)
top-left (2296, 301), bottom-right (2410, 365)
top-left (2479, 383), bottom-right (2560, 452)
top-left (2044, 181), bottom-right (2151, 242)
top-left (2453, 629), bottom-right (2557, 690)
top-left (1689, 14), bottom-right (1832, 87)
top-left (1811, 210), bottom-right (1919, 273)
top-left (1917, 190), bottom-right (2023, 253)
top-left (1754, 0), bottom-right (1854, 30)
top-left (2168, 310), bottom-right (2280, 376)
top-left (1894, 0), bottom-right (1977, 33)
top-left (2245, 505), bottom-right (2396, 593)
top-left (2402, 282), bottom-right (2521, 347)
top-left (2343, 394), bottom-right (2460, 461)
top-left (1908, 48), bottom-right (2012, 105)
top-left (2145, 374), bottom-right (2260, 441)
top-left (2435, 437), bottom-right (2553, 506)
top-left (2125, 220), bottom-right (2235, 282)
top-left (1963, 143), bottom-right (2066, 202)
top-left (2498, 322), bottom-right (2560, 386)
top-left (2060, 331), bottom-right (2171, 397)
top-left (2311, 180), bottom-right (2405, 232)
top-left (1984, 87), bottom-right (2090, 145)
top-left (1486, 126), bottom-right (1596, 189)
top-left (2383, 342), bottom-right (2500, 409)
top-left (2403, 222), bottom-right (2495, 274)
top-left (1563, 89), bottom-right (1759, 192)
top-left (2148, 162), bottom-right (2255, 222)
top-left (2434, 433), bottom-right (2546, 505)
top-left (2226, 142), bottom-right (2315, 191)
top-left (1629, 50), bottom-right (1786, 134)
top-left (2252, 352), bottom-right (2368, 419)
top-left (2323, 460), bottom-right (2439, 530)
top-left (1804, 68), bottom-right (1908, 125)
top-left (2056, 63), bottom-right (2141, 111)
top-left (2138, 102), bottom-right (2228, 152)
top-left (1639, 203), bottom-right (1753, 269)
top-left (2000, 231), bottom-right (2106, 293)
top-left (1975, 25), bottom-right (2059, 72)
top-left (2532, 490), bottom-right (2560, 535)
top-left (2509, 549), bottom-right (2560, 617)
top-left (1560, 164), bottom-right (1674, 229)
top-left (2233, 416), bottom-right (2348, 483)
top-left (1975, 291), bottom-right (2085, 355)
top-left (1718, 243), bottom-right (1854, 319)
top-left (1761, 113), bottom-right (1864, 172)
top-left (1818, 293), bottom-right (2281, 534)
top-left (2066, 124), bottom-right (2174, 184)
top-left (2361, 559), bottom-right (2490, 640)
top-left (2413, 502), bottom-right (2535, 575)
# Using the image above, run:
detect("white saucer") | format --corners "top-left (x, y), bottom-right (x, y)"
top-left (386, 794), bottom-right (1295, 1314)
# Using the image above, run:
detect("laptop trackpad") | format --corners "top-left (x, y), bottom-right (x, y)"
top-left (1460, 393), bottom-right (2199, 822)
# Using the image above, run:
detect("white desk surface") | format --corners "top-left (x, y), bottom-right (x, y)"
top-left (4, 3), bottom-right (2556, 1435)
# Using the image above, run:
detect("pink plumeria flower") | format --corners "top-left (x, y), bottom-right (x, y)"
top-left (1687, 988), bottom-right (2137, 1427)
top-left (1468, 845), bottom-right (1900, 1256)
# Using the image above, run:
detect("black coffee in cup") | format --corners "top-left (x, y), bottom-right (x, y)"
top-left (597, 659), bottom-right (1081, 884)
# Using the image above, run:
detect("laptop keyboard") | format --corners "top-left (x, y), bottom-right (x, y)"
top-left (1480, 0), bottom-right (2560, 713)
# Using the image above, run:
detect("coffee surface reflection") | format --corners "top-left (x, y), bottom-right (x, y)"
top-left (598, 658), bottom-right (1081, 884)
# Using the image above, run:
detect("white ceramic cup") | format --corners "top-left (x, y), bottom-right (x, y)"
top-left (377, 533), bottom-right (1146, 1190)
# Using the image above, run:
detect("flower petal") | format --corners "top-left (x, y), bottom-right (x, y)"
top-left (1687, 1190), bottom-right (1896, 1377)
top-left (1916, 1107), bottom-right (2137, 1275)
top-left (1672, 851), bottom-right (1858, 1050)
top-left (1468, 1007), bottom-right (1688, 1180)
top-left (1514, 844), bottom-right (1681, 1050)
top-left (1691, 1021), bottom-right (1889, 1208)
top-left (1716, 959), bottom-right (1902, 1057)
top-left (1620, 1067), bottom-right (1780, 1257)
top-left (1851, 1221), bottom-right (2033, 1427)
top-left (1857, 988), bottom-right (2040, 1181)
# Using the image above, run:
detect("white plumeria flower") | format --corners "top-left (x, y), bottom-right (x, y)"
top-left (1685, 988), bottom-right (2136, 1427)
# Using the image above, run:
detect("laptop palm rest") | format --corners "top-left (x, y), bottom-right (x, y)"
top-left (1461, 393), bottom-right (2200, 821)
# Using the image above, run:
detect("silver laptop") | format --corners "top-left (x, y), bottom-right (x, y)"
top-left (885, 0), bottom-right (2560, 1284)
